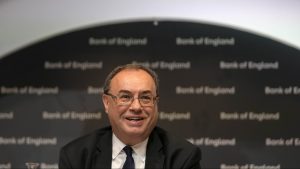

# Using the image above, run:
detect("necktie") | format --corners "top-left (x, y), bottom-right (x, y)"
top-left (122, 146), bottom-right (135, 169)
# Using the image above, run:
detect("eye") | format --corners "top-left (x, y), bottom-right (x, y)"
top-left (118, 94), bottom-right (132, 101)
top-left (139, 95), bottom-right (152, 102)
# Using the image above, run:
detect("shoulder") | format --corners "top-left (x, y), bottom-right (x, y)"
top-left (151, 126), bottom-right (201, 167)
top-left (59, 126), bottom-right (112, 168)
top-left (153, 126), bottom-right (197, 150)
top-left (60, 126), bottom-right (112, 153)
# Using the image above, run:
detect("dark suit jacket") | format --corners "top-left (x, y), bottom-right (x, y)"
top-left (59, 126), bottom-right (201, 169)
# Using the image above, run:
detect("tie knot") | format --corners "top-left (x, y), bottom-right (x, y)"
top-left (123, 146), bottom-right (133, 156)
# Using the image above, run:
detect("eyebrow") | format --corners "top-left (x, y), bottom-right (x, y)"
top-left (117, 90), bottom-right (153, 95)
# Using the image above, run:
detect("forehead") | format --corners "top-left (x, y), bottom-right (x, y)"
top-left (110, 69), bottom-right (156, 93)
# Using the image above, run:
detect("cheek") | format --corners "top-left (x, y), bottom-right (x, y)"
top-left (147, 107), bottom-right (158, 119)
top-left (108, 106), bottom-right (127, 118)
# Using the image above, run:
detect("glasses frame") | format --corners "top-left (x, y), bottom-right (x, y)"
top-left (105, 92), bottom-right (159, 107)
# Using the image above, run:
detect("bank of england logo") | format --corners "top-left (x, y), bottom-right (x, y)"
top-left (25, 162), bottom-right (39, 169)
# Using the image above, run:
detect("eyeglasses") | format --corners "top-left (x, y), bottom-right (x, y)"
top-left (105, 92), bottom-right (158, 107)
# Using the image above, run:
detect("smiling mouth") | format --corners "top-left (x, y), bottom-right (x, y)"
top-left (126, 117), bottom-right (144, 121)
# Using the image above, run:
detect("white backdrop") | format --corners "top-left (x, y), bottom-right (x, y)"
top-left (0, 0), bottom-right (300, 59)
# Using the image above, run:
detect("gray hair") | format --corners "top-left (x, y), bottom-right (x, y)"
top-left (103, 64), bottom-right (159, 95)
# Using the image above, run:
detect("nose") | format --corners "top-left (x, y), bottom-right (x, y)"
top-left (129, 97), bottom-right (142, 112)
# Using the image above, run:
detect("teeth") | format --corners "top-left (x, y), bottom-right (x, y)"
top-left (127, 117), bottom-right (143, 120)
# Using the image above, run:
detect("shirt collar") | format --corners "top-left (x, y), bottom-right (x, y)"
top-left (112, 134), bottom-right (125, 160)
top-left (132, 137), bottom-right (148, 162)
top-left (112, 133), bottom-right (149, 162)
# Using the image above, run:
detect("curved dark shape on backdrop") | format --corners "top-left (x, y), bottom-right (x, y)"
top-left (0, 20), bottom-right (299, 169)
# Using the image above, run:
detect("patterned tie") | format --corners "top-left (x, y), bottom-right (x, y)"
top-left (122, 146), bottom-right (135, 169)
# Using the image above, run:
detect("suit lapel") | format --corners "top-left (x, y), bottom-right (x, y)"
top-left (92, 129), bottom-right (112, 169)
top-left (145, 128), bottom-right (165, 169)
top-left (90, 127), bottom-right (165, 169)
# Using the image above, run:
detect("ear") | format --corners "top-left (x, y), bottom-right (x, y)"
top-left (102, 94), bottom-right (109, 114)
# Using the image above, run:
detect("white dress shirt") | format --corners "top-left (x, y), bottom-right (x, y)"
top-left (112, 133), bottom-right (148, 169)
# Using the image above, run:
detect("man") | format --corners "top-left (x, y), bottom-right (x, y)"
top-left (59, 64), bottom-right (201, 169)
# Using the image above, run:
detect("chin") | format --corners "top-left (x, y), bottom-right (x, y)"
top-left (126, 127), bottom-right (147, 136)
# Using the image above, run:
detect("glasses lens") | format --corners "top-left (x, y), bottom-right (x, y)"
top-left (139, 95), bottom-right (152, 106)
top-left (110, 92), bottom-right (156, 106)
top-left (117, 93), bottom-right (132, 105)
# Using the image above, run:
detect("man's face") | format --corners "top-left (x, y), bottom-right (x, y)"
top-left (102, 69), bottom-right (158, 144)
